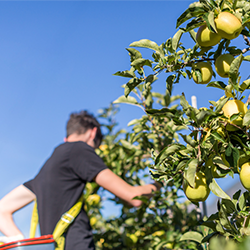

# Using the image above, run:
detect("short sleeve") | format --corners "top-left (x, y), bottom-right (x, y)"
top-left (69, 142), bottom-right (107, 182)
top-left (23, 179), bottom-right (35, 193)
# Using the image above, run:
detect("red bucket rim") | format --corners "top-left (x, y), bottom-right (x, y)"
top-left (0, 235), bottom-right (54, 249)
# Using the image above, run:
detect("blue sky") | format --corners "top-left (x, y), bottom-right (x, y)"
top-left (0, 0), bottom-right (248, 238)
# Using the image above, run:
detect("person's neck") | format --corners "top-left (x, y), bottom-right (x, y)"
top-left (64, 131), bottom-right (95, 148)
top-left (65, 133), bottom-right (88, 142)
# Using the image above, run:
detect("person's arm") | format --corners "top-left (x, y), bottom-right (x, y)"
top-left (0, 185), bottom-right (36, 239)
top-left (94, 168), bottom-right (160, 207)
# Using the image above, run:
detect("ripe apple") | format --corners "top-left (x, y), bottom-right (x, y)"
top-left (86, 194), bottom-right (101, 206)
top-left (90, 217), bottom-right (97, 227)
top-left (152, 230), bottom-right (165, 237)
top-left (214, 12), bottom-right (242, 40)
top-left (196, 24), bottom-right (222, 47)
top-left (222, 99), bottom-right (247, 131)
top-left (240, 162), bottom-right (250, 191)
top-left (183, 172), bottom-right (210, 202)
top-left (123, 233), bottom-right (138, 246)
top-left (192, 61), bottom-right (213, 84)
top-left (215, 54), bottom-right (234, 78)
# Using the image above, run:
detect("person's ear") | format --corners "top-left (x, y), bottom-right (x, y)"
top-left (86, 127), bottom-right (97, 148)
top-left (64, 137), bottom-right (68, 142)
top-left (90, 127), bottom-right (97, 141)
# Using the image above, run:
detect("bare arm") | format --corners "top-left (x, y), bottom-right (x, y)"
top-left (94, 169), bottom-right (160, 207)
top-left (0, 185), bottom-right (36, 237)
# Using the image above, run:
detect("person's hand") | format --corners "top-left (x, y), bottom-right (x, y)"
top-left (152, 181), bottom-right (163, 191)
top-left (0, 234), bottom-right (24, 244)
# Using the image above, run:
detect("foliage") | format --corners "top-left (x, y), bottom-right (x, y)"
top-left (88, 101), bottom-right (205, 249)
top-left (87, 0), bottom-right (250, 249)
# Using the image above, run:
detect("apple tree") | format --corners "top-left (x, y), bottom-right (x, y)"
top-left (96, 0), bottom-right (250, 249)
top-left (86, 100), bottom-right (207, 250)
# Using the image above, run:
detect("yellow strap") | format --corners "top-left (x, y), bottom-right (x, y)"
top-left (53, 193), bottom-right (84, 241)
top-left (54, 236), bottom-right (65, 250)
top-left (29, 200), bottom-right (39, 238)
top-left (29, 194), bottom-right (84, 249)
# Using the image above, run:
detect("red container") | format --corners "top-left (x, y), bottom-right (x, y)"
top-left (0, 235), bottom-right (55, 250)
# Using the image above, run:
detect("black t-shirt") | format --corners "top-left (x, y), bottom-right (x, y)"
top-left (23, 141), bottom-right (107, 250)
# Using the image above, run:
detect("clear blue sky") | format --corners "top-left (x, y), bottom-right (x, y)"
top-left (0, 0), bottom-right (248, 237)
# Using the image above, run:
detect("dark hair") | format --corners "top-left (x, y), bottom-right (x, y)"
top-left (66, 110), bottom-right (103, 148)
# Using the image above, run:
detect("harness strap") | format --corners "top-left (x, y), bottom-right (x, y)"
top-left (29, 193), bottom-right (84, 250)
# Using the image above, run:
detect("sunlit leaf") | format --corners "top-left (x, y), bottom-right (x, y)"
top-left (131, 58), bottom-right (152, 68)
top-left (176, 6), bottom-right (205, 28)
top-left (180, 231), bottom-right (203, 243)
top-left (243, 109), bottom-right (250, 127)
top-left (126, 48), bottom-right (142, 62)
top-left (155, 144), bottom-right (184, 166)
top-left (244, 55), bottom-right (250, 62)
top-left (172, 29), bottom-right (185, 51)
top-left (213, 156), bottom-right (230, 170)
top-left (113, 70), bottom-right (135, 78)
top-left (130, 39), bottom-right (163, 54)
top-left (124, 78), bottom-right (143, 97)
top-left (209, 178), bottom-right (231, 199)
top-left (184, 158), bottom-right (198, 188)
top-left (203, 11), bottom-right (217, 32)
top-left (207, 81), bottom-right (226, 90)
top-left (229, 54), bottom-right (243, 83)
top-left (113, 95), bottom-right (139, 105)
top-left (240, 79), bottom-right (250, 91)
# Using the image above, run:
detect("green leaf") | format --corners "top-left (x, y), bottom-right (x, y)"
top-left (189, 29), bottom-right (197, 43)
top-left (219, 203), bottom-right (238, 233)
top-left (229, 54), bottom-right (243, 83)
top-left (243, 55), bottom-right (250, 62)
top-left (184, 158), bottom-right (198, 188)
top-left (180, 231), bottom-right (203, 243)
top-left (145, 74), bottom-right (158, 85)
top-left (172, 29), bottom-right (185, 51)
top-left (207, 81), bottom-right (227, 90)
top-left (146, 108), bottom-right (175, 118)
top-left (124, 78), bottom-right (143, 97)
top-left (113, 69), bottom-right (135, 78)
top-left (221, 199), bottom-right (236, 214)
top-left (179, 133), bottom-right (196, 147)
top-left (113, 95), bottom-right (139, 105)
top-left (210, 131), bottom-right (227, 143)
top-left (155, 144), bottom-right (183, 166)
top-left (176, 6), bottom-right (205, 28)
top-left (214, 96), bottom-right (229, 113)
top-left (196, 109), bottom-right (210, 126)
top-left (225, 144), bottom-right (240, 169)
top-left (240, 79), bottom-right (250, 91)
top-left (239, 191), bottom-right (248, 211)
top-left (209, 178), bottom-right (231, 199)
top-left (126, 48), bottom-right (142, 62)
top-left (213, 156), bottom-right (230, 170)
top-left (131, 58), bottom-right (152, 68)
top-left (180, 93), bottom-right (190, 110)
top-left (232, 190), bottom-right (241, 206)
top-left (203, 11), bottom-right (217, 33)
top-left (243, 109), bottom-right (250, 127)
top-left (130, 39), bottom-right (162, 54)
top-left (166, 75), bottom-right (176, 96)
top-left (185, 18), bottom-right (204, 32)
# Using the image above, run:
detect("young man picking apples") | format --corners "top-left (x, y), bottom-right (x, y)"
top-left (0, 110), bottom-right (160, 249)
